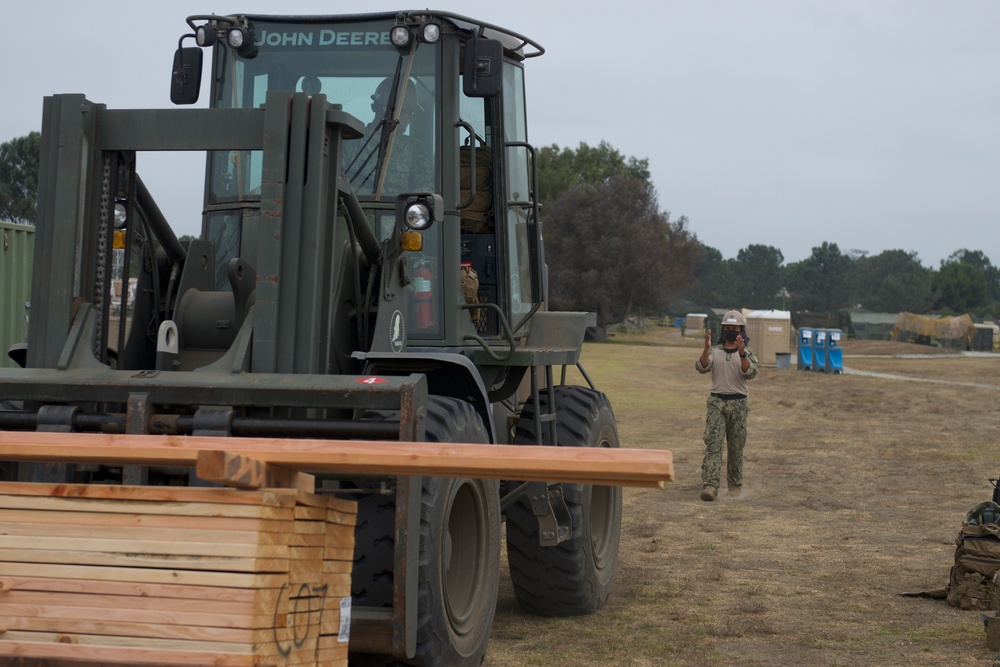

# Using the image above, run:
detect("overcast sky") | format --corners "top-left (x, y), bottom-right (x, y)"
top-left (4, 1), bottom-right (997, 269)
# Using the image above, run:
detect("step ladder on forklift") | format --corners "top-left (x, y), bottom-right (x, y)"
top-left (494, 311), bottom-right (598, 547)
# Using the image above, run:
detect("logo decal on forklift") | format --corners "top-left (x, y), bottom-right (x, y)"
top-left (357, 376), bottom-right (388, 385)
top-left (390, 310), bottom-right (404, 353)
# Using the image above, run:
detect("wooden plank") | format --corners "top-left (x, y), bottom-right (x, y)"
top-left (0, 589), bottom-right (259, 614)
top-left (0, 634), bottom-right (348, 666)
top-left (289, 532), bottom-right (325, 547)
top-left (196, 449), bottom-right (315, 493)
top-left (326, 509), bottom-right (358, 527)
top-left (0, 579), bottom-right (352, 640)
top-left (0, 575), bottom-right (270, 603)
top-left (323, 495), bottom-right (359, 514)
top-left (323, 547), bottom-right (354, 561)
top-left (0, 562), bottom-right (289, 588)
top-left (0, 480), bottom-right (298, 507)
top-left (0, 630), bottom-right (255, 654)
top-left (0, 547), bottom-right (290, 572)
top-left (321, 560), bottom-right (353, 575)
top-left (0, 535), bottom-right (289, 560)
top-left (0, 615), bottom-right (264, 643)
top-left (293, 505), bottom-right (329, 521)
top-left (0, 639), bottom-right (257, 666)
top-left (0, 508), bottom-right (293, 533)
top-left (0, 609), bottom-right (345, 650)
top-left (318, 523), bottom-right (355, 542)
top-left (0, 600), bottom-right (259, 630)
top-left (0, 494), bottom-right (295, 520)
top-left (0, 520), bottom-right (292, 546)
top-left (0, 431), bottom-right (674, 486)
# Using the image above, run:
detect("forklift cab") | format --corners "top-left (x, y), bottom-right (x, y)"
top-left (173, 11), bottom-right (545, 349)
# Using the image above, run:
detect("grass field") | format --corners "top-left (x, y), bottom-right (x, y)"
top-left (484, 328), bottom-right (1000, 666)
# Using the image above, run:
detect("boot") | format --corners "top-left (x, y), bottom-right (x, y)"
top-left (700, 486), bottom-right (717, 502)
top-left (727, 486), bottom-right (742, 498)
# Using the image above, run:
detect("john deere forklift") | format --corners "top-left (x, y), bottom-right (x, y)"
top-left (0, 11), bottom-right (622, 666)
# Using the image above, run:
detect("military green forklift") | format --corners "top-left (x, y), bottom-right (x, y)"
top-left (0, 11), bottom-right (622, 666)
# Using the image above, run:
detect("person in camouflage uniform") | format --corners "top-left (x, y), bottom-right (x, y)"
top-left (695, 310), bottom-right (759, 501)
top-left (346, 77), bottom-right (431, 198)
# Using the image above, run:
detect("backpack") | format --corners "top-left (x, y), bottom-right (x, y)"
top-left (946, 501), bottom-right (1000, 611)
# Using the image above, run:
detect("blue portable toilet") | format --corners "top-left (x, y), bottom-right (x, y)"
top-left (811, 329), bottom-right (828, 372)
top-left (825, 328), bottom-right (843, 374)
top-left (798, 328), bottom-right (813, 371)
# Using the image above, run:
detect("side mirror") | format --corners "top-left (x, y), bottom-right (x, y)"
top-left (170, 45), bottom-right (203, 105)
top-left (463, 38), bottom-right (503, 98)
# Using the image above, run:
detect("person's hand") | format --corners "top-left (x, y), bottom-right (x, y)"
top-left (736, 334), bottom-right (746, 356)
top-left (704, 329), bottom-right (712, 350)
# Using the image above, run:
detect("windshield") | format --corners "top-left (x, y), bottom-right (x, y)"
top-left (209, 18), bottom-right (438, 204)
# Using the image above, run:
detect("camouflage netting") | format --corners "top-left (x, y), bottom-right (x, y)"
top-left (891, 312), bottom-right (975, 350)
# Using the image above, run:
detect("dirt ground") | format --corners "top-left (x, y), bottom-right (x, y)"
top-left (484, 331), bottom-right (1000, 666)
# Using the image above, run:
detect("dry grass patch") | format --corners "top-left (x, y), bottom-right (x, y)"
top-left (485, 331), bottom-right (1000, 666)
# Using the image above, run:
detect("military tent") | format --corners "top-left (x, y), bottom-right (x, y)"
top-left (891, 312), bottom-right (976, 350)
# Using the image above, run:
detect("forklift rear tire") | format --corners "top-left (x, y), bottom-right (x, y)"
top-left (505, 386), bottom-right (623, 616)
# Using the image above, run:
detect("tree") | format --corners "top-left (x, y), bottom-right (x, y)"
top-left (537, 141), bottom-right (650, 207)
top-left (687, 244), bottom-right (737, 306)
top-left (544, 176), bottom-right (696, 339)
top-left (659, 215), bottom-right (701, 309)
top-left (945, 249), bottom-right (1000, 303)
top-left (933, 261), bottom-right (991, 313)
top-left (784, 242), bottom-right (856, 312)
top-left (855, 249), bottom-right (933, 313)
top-left (731, 244), bottom-right (785, 309)
top-left (0, 132), bottom-right (40, 225)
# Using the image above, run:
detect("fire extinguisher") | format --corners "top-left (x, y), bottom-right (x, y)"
top-left (412, 259), bottom-right (434, 330)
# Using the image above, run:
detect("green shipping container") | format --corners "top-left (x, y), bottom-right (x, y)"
top-left (1, 221), bottom-right (34, 368)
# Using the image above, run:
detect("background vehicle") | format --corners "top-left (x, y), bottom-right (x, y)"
top-left (0, 11), bottom-right (623, 666)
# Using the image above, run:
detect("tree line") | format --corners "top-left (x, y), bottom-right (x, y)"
top-left (689, 242), bottom-right (999, 318)
top-left (3, 132), bottom-right (998, 332)
top-left (537, 142), bottom-right (999, 333)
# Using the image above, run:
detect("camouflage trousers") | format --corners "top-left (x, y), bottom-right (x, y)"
top-left (701, 395), bottom-right (749, 491)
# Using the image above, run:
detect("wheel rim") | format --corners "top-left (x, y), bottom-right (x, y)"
top-left (591, 434), bottom-right (620, 570)
top-left (443, 479), bottom-right (488, 635)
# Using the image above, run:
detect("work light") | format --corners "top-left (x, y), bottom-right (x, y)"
top-left (390, 24), bottom-right (412, 48)
top-left (419, 20), bottom-right (441, 44)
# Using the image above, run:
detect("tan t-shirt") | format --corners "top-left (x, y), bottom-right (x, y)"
top-left (695, 346), bottom-right (759, 395)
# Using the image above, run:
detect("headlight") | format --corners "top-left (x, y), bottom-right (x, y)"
top-left (227, 24), bottom-right (258, 58)
top-left (113, 203), bottom-right (128, 229)
top-left (390, 25), bottom-right (412, 48)
top-left (195, 25), bottom-right (217, 47)
top-left (227, 27), bottom-right (246, 48)
top-left (405, 202), bottom-right (432, 230)
top-left (419, 20), bottom-right (441, 44)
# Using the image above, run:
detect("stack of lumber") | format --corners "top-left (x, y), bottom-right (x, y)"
top-left (0, 482), bottom-right (357, 666)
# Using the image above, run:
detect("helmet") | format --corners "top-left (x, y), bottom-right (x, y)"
top-left (372, 77), bottom-right (421, 114)
top-left (722, 310), bottom-right (746, 327)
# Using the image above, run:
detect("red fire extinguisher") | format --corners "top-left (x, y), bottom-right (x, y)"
top-left (412, 260), bottom-right (434, 330)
